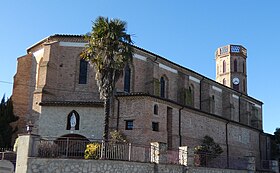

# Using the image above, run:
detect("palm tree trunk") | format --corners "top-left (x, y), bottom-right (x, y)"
top-left (103, 97), bottom-right (110, 140)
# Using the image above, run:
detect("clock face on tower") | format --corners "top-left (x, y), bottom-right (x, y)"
top-left (232, 77), bottom-right (240, 85)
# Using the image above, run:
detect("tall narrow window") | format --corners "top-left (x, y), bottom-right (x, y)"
top-left (160, 77), bottom-right (165, 98)
top-left (211, 95), bottom-right (215, 114)
top-left (243, 62), bottom-right (245, 73)
top-left (243, 79), bottom-right (246, 92)
top-left (124, 65), bottom-right (131, 92)
top-left (234, 59), bottom-right (237, 72)
top-left (79, 59), bottom-right (88, 84)
top-left (223, 60), bottom-right (226, 73)
top-left (185, 85), bottom-right (194, 107)
top-left (223, 78), bottom-right (226, 85)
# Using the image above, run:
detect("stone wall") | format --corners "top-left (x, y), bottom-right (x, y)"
top-left (39, 105), bottom-right (104, 139)
top-left (26, 158), bottom-right (247, 173)
top-left (188, 167), bottom-right (247, 173)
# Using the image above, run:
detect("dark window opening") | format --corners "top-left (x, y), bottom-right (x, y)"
top-left (152, 122), bottom-right (159, 131)
top-left (154, 104), bottom-right (158, 115)
top-left (125, 120), bottom-right (133, 130)
top-left (79, 59), bottom-right (88, 84)
top-left (243, 79), bottom-right (246, 92)
top-left (160, 77), bottom-right (165, 98)
top-left (234, 59), bottom-right (237, 72)
top-left (124, 65), bottom-right (131, 92)
top-left (211, 95), bottom-right (215, 114)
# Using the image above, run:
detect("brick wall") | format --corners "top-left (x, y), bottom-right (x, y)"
top-left (12, 54), bottom-right (36, 133)
top-left (115, 95), bottom-right (263, 168)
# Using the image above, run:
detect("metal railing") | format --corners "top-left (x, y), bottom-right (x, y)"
top-left (0, 149), bottom-right (16, 166)
top-left (35, 137), bottom-right (187, 165)
top-left (0, 148), bottom-right (13, 152)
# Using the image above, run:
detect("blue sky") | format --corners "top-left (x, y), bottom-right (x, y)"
top-left (0, 0), bottom-right (279, 134)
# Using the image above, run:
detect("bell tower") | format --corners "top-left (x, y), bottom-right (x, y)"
top-left (215, 45), bottom-right (247, 94)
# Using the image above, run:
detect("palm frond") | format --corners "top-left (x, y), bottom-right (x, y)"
top-left (81, 16), bottom-right (133, 100)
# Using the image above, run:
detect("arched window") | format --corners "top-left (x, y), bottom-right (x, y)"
top-left (160, 77), bottom-right (165, 98)
top-left (223, 60), bottom-right (226, 73)
top-left (223, 78), bottom-right (226, 85)
top-left (234, 59), bottom-right (237, 72)
top-left (124, 65), bottom-right (131, 92)
top-left (154, 104), bottom-right (158, 115)
top-left (186, 85), bottom-right (194, 107)
top-left (79, 59), bottom-right (88, 84)
top-left (66, 110), bottom-right (80, 130)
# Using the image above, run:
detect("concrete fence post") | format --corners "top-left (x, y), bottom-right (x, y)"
top-left (150, 142), bottom-right (167, 164)
top-left (187, 147), bottom-right (195, 167)
top-left (179, 146), bottom-right (188, 166)
top-left (15, 134), bottom-right (40, 173)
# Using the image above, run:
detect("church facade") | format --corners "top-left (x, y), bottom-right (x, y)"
top-left (12, 34), bottom-right (270, 169)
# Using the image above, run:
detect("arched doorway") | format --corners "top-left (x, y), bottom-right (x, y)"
top-left (55, 134), bottom-right (90, 158)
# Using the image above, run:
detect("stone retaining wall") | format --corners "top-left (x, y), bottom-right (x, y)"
top-left (188, 167), bottom-right (247, 173)
top-left (26, 158), bottom-right (247, 173)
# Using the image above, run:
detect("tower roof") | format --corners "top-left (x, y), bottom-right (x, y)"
top-left (216, 44), bottom-right (247, 58)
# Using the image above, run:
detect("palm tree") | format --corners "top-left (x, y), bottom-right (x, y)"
top-left (81, 16), bottom-right (133, 140)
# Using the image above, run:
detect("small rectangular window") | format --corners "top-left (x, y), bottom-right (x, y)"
top-left (125, 120), bottom-right (133, 130)
top-left (152, 122), bottom-right (159, 131)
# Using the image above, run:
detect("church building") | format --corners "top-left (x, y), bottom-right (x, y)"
top-left (12, 34), bottom-right (270, 169)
